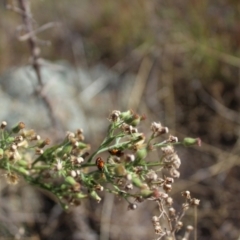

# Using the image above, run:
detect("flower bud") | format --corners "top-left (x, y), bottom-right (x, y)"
top-left (17, 167), bottom-right (29, 175)
top-left (75, 193), bottom-right (88, 199)
top-left (140, 189), bottom-right (153, 198)
top-left (60, 184), bottom-right (67, 190)
top-left (120, 110), bottom-right (132, 121)
top-left (57, 145), bottom-right (72, 158)
top-left (92, 172), bottom-right (107, 183)
top-left (114, 164), bottom-right (126, 176)
top-left (135, 148), bottom-right (147, 164)
top-left (183, 137), bottom-right (201, 147)
top-left (89, 190), bottom-right (101, 203)
top-left (38, 138), bottom-right (51, 148)
top-left (129, 115), bottom-right (141, 126)
top-left (132, 174), bottom-right (144, 188)
top-left (65, 176), bottom-right (77, 186)
top-left (17, 160), bottom-right (29, 167)
top-left (12, 122), bottom-right (25, 133)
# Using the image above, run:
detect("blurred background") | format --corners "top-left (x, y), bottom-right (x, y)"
top-left (0, 0), bottom-right (240, 239)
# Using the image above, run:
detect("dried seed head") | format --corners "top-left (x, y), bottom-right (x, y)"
top-left (190, 198), bottom-right (200, 206)
top-left (125, 183), bottom-right (133, 190)
top-left (153, 190), bottom-right (168, 199)
top-left (151, 122), bottom-right (162, 133)
top-left (0, 121), bottom-right (7, 129)
top-left (186, 225), bottom-right (194, 232)
top-left (71, 170), bottom-right (77, 178)
top-left (76, 128), bottom-right (83, 135)
top-left (146, 170), bottom-right (158, 181)
top-left (168, 135), bottom-right (178, 143)
top-left (95, 184), bottom-right (104, 191)
top-left (154, 224), bottom-right (164, 235)
top-left (108, 110), bottom-right (121, 122)
top-left (71, 156), bottom-right (83, 165)
top-left (169, 207), bottom-right (176, 217)
top-left (182, 203), bottom-right (190, 210)
top-left (10, 144), bottom-right (18, 151)
top-left (151, 122), bottom-right (169, 136)
top-left (163, 152), bottom-right (180, 165)
top-left (69, 136), bottom-right (77, 145)
top-left (121, 123), bottom-right (138, 134)
top-left (161, 145), bottom-right (175, 155)
top-left (76, 129), bottom-right (84, 141)
top-left (125, 154), bottom-right (135, 163)
top-left (165, 177), bottom-right (174, 184)
top-left (182, 190), bottom-right (191, 199)
top-left (126, 173), bottom-right (132, 181)
top-left (66, 131), bottom-right (75, 141)
top-left (128, 203), bottom-right (137, 210)
top-left (17, 139), bottom-right (29, 148)
top-left (152, 216), bottom-right (159, 223)
top-left (170, 168), bottom-right (180, 178)
top-left (176, 221), bottom-right (183, 230)
top-left (35, 148), bottom-right (44, 155)
top-left (8, 150), bottom-right (21, 162)
top-left (76, 157), bottom-right (84, 164)
top-left (156, 178), bottom-right (165, 186)
top-left (159, 127), bottom-right (169, 134)
top-left (165, 197), bottom-right (174, 206)
top-left (55, 159), bottom-right (63, 171)
top-left (21, 129), bottom-right (36, 140)
top-left (172, 156), bottom-right (181, 169)
top-left (14, 135), bottom-right (24, 143)
top-left (30, 135), bottom-right (41, 141)
top-left (72, 182), bottom-right (81, 192)
top-left (163, 183), bottom-right (172, 192)
top-left (5, 173), bottom-right (19, 185)
top-left (112, 156), bottom-right (121, 163)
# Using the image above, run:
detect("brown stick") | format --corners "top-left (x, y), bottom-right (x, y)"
top-left (17, 0), bottom-right (58, 128)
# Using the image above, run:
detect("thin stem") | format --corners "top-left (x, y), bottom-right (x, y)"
top-left (194, 205), bottom-right (197, 240)
top-left (17, 0), bottom-right (58, 128)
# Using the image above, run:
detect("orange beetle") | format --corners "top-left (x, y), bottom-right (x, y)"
top-left (96, 157), bottom-right (105, 171)
top-left (108, 148), bottom-right (124, 157)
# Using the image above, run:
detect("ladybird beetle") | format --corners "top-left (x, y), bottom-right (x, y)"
top-left (96, 157), bottom-right (105, 171)
top-left (108, 148), bottom-right (124, 157)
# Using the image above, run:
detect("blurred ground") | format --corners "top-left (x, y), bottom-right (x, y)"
top-left (0, 0), bottom-right (240, 239)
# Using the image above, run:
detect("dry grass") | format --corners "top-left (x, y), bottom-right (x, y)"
top-left (0, 0), bottom-right (240, 239)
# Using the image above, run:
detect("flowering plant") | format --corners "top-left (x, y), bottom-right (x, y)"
top-left (0, 110), bottom-right (200, 239)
